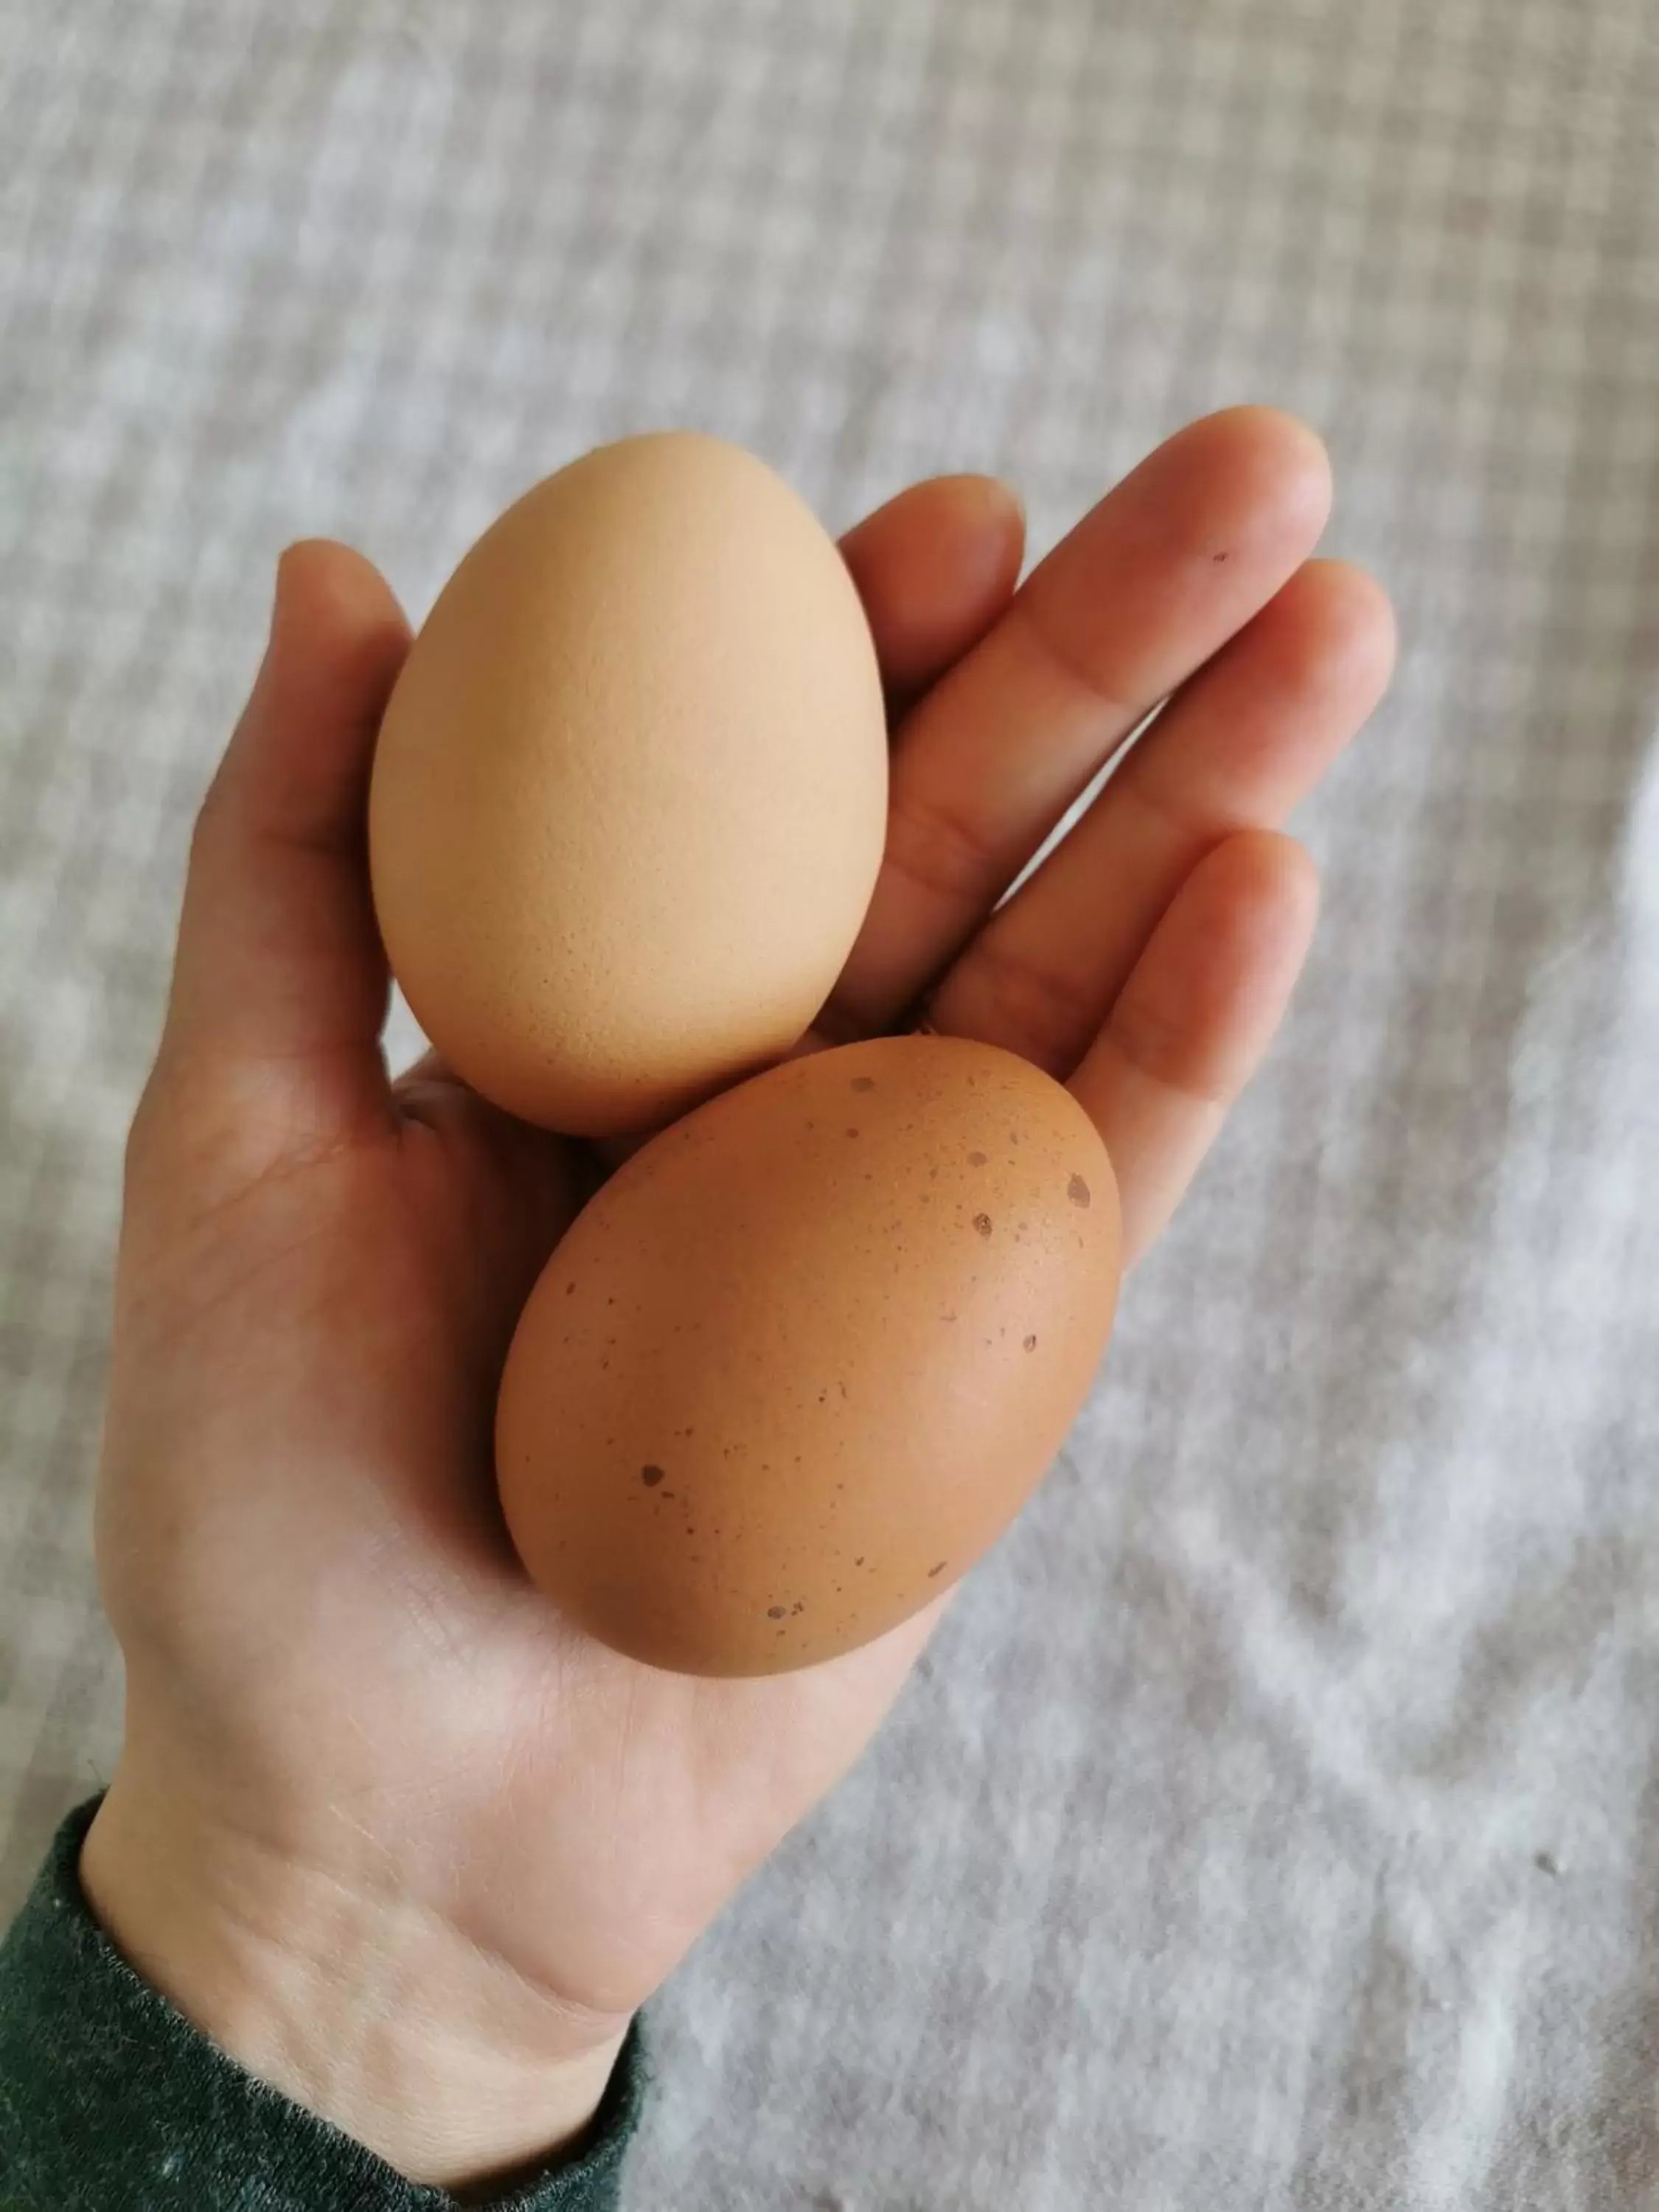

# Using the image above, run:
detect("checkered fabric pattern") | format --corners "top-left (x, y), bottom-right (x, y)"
top-left (6, 2), bottom-right (1659, 2203)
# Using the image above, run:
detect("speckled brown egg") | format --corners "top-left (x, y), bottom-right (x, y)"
top-left (495, 1033), bottom-right (1121, 1675)
top-left (368, 431), bottom-right (887, 1136)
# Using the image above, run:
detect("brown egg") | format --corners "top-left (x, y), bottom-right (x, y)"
top-left (496, 1034), bottom-right (1121, 1675)
top-left (368, 432), bottom-right (887, 1136)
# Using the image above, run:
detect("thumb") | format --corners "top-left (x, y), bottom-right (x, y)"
top-left (159, 542), bottom-right (411, 1133)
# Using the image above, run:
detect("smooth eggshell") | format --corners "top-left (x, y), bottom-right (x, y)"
top-left (368, 432), bottom-right (888, 1135)
top-left (496, 1034), bottom-right (1121, 1675)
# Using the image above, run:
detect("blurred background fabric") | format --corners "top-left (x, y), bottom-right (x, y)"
top-left (5, 1), bottom-right (1659, 2204)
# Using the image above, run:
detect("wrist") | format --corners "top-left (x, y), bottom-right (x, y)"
top-left (79, 1764), bottom-right (629, 2193)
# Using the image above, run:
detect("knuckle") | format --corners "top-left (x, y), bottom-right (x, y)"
top-left (122, 1065), bottom-right (173, 1186)
top-left (886, 786), bottom-right (1001, 908)
top-left (1109, 992), bottom-right (1231, 1107)
top-left (121, 1049), bottom-right (275, 1206)
top-left (1118, 768), bottom-right (1225, 858)
top-left (947, 936), bottom-right (1104, 1077)
top-left (187, 785), bottom-right (226, 873)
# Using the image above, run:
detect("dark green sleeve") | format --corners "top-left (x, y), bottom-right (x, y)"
top-left (0, 1799), bottom-right (644, 2212)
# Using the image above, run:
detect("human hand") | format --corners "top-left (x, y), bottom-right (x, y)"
top-left (80, 409), bottom-right (1393, 2190)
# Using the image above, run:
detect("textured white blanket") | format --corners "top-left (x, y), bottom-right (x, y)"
top-left (5, 3), bottom-right (1658, 2202)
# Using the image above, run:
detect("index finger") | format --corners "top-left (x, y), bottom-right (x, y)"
top-left (838, 473), bottom-right (1025, 712)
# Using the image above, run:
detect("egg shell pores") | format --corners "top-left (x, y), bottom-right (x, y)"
top-left (367, 433), bottom-right (888, 1135)
top-left (495, 1035), bottom-right (1121, 1676)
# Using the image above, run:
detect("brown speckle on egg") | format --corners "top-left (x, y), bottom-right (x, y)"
top-left (1068, 1174), bottom-right (1091, 1208)
top-left (851, 1075), bottom-right (875, 1091)
top-left (968, 1150), bottom-right (988, 1166)
top-left (768, 1605), bottom-right (787, 1619)
top-left (1023, 1335), bottom-right (1038, 1352)
top-left (973, 1212), bottom-right (993, 1237)
top-left (641, 1464), bottom-right (665, 1487)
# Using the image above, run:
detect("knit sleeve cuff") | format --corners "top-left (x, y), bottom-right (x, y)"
top-left (0, 1797), bottom-right (644, 2211)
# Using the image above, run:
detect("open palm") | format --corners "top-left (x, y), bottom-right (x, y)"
top-left (84, 409), bottom-right (1392, 2187)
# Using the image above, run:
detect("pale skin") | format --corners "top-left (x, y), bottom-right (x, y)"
top-left (79, 408), bottom-right (1395, 2192)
